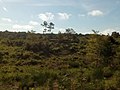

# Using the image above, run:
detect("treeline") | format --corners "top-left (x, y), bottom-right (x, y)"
top-left (0, 31), bottom-right (120, 90)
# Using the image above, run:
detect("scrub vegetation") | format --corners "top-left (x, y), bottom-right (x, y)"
top-left (0, 30), bottom-right (120, 90)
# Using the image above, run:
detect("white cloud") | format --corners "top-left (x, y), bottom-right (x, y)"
top-left (29, 21), bottom-right (39, 26)
top-left (101, 29), bottom-right (119, 35)
top-left (88, 10), bottom-right (103, 16)
top-left (1, 18), bottom-right (12, 22)
top-left (38, 12), bottom-right (54, 21)
top-left (3, 7), bottom-right (8, 12)
top-left (57, 13), bottom-right (71, 20)
top-left (12, 24), bottom-right (34, 30)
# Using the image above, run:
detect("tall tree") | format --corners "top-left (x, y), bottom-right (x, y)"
top-left (41, 21), bottom-right (48, 34)
top-left (47, 22), bottom-right (54, 32)
top-left (41, 21), bottom-right (54, 34)
top-left (92, 29), bottom-right (99, 34)
top-left (65, 28), bottom-right (76, 34)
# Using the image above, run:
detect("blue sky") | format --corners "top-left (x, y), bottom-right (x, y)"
top-left (0, 0), bottom-right (120, 34)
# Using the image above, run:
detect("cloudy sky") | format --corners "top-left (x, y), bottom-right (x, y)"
top-left (0, 0), bottom-right (120, 34)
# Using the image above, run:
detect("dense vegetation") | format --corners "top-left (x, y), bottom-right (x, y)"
top-left (0, 31), bottom-right (120, 90)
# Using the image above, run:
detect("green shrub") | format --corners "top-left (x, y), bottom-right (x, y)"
top-left (69, 61), bottom-right (79, 68)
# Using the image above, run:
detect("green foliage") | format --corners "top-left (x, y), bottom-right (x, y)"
top-left (0, 31), bottom-right (119, 89)
top-left (69, 61), bottom-right (80, 68)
